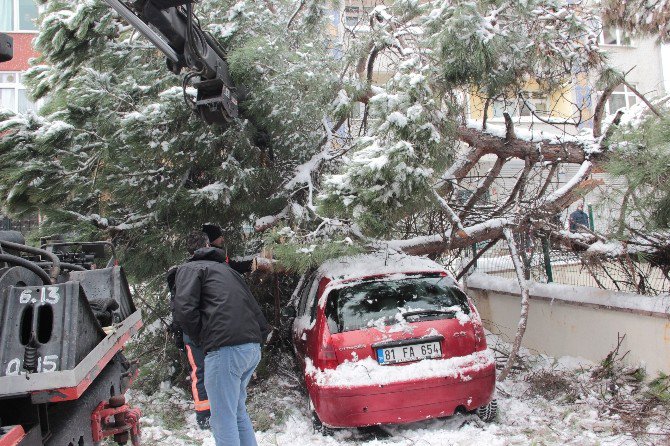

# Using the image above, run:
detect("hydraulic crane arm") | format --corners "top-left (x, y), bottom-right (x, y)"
top-left (103, 0), bottom-right (238, 125)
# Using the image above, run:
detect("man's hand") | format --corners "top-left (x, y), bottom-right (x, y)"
top-left (170, 322), bottom-right (185, 352)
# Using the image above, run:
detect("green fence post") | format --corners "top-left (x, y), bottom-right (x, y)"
top-left (542, 237), bottom-right (553, 283)
top-left (471, 243), bottom-right (478, 269)
top-left (587, 203), bottom-right (595, 231)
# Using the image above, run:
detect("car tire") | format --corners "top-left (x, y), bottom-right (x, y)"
top-left (309, 397), bottom-right (335, 436)
top-left (475, 399), bottom-right (498, 422)
top-left (311, 410), bottom-right (335, 436)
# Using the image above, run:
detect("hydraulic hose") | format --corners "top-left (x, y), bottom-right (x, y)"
top-left (0, 253), bottom-right (51, 284)
top-left (0, 240), bottom-right (60, 283)
top-left (36, 261), bottom-right (87, 272)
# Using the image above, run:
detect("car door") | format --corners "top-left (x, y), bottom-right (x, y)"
top-left (292, 271), bottom-right (319, 365)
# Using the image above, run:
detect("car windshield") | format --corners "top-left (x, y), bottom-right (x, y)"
top-left (324, 274), bottom-right (470, 333)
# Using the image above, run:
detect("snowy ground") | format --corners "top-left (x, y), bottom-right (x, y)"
top-left (129, 334), bottom-right (669, 446)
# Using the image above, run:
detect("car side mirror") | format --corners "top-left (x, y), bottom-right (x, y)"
top-left (281, 306), bottom-right (296, 318)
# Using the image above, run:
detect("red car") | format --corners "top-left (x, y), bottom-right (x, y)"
top-left (284, 252), bottom-right (497, 433)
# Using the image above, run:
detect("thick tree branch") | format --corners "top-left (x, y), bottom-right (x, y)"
top-left (492, 156), bottom-right (532, 217)
top-left (537, 163), bottom-right (559, 198)
top-left (356, 42), bottom-right (376, 81)
top-left (455, 237), bottom-right (499, 281)
top-left (620, 79), bottom-right (663, 117)
top-left (458, 156), bottom-right (506, 219)
top-left (456, 126), bottom-right (590, 164)
top-left (593, 83), bottom-right (618, 138)
top-left (432, 188), bottom-right (465, 235)
top-left (255, 205), bottom-right (290, 232)
top-left (503, 112), bottom-right (515, 141)
top-left (482, 98), bottom-right (490, 130)
top-left (439, 147), bottom-right (485, 197)
top-left (498, 226), bottom-right (531, 381)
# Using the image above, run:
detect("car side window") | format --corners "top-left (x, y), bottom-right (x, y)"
top-left (297, 272), bottom-right (317, 317)
top-left (306, 278), bottom-right (321, 323)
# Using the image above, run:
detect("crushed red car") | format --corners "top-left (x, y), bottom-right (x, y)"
top-left (283, 252), bottom-right (497, 432)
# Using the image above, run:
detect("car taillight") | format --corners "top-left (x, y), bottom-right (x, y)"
top-left (473, 323), bottom-right (486, 351)
top-left (317, 336), bottom-right (339, 370)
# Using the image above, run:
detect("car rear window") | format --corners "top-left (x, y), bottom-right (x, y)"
top-left (324, 274), bottom-right (470, 334)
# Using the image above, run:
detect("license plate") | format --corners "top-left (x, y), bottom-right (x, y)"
top-left (376, 341), bottom-right (442, 365)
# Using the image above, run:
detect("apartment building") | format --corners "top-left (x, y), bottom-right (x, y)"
top-left (467, 26), bottom-right (667, 133)
top-left (0, 0), bottom-right (39, 114)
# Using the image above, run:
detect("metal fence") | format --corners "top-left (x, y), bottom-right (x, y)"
top-left (451, 237), bottom-right (669, 296)
top-left (0, 216), bottom-right (39, 234)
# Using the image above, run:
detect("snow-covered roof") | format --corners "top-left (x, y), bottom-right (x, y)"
top-left (316, 251), bottom-right (446, 282)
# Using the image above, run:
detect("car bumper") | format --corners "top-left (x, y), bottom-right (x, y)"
top-left (308, 363), bottom-right (496, 428)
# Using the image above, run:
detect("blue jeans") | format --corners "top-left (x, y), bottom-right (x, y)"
top-left (204, 343), bottom-right (261, 446)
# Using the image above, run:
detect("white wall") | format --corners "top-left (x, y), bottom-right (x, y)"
top-left (604, 37), bottom-right (666, 98)
top-left (662, 44), bottom-right (670, 94)
top-left (465, 272), bottom-right (670, 376)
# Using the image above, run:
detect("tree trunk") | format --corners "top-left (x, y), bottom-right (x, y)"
top-left (498, 227), bottom-right (532, 381)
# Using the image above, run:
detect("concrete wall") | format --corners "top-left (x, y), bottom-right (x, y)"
top-left (465, 272), bottom-right (670, 376)
top-left (604, 37), bottom-right (666, 98)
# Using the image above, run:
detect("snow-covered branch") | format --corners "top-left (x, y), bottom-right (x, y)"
top-left (498, 227), bottom-right (531, 381)
top-left (65, 211), bottom-right (155, 232)
top-left (386, 160), bottom-right (598, 256)
top-left (456, 124), bottom-right (595, 165)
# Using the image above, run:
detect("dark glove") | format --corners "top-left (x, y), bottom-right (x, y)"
top-left (170, 322), bottom-right (185, 351)
top-left (89, 298), bottom-right (120, 327)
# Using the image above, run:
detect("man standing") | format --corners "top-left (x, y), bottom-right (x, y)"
top-left (173, 231), bottom-right (269, 446)
top-left (569, 203), bottom-right (590, 232)
top-left (167, 231), bottom-right (215, 429)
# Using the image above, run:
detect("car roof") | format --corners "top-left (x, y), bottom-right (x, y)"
top-left (316, 251), bottom-right (447, 282)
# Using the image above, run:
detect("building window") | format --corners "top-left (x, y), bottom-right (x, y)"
top-left (344, 6), bottom-right (363, 27)
top-left (343, 2), bottom-right (376, 29)
top-left (0, 0), bottom-right (39, 32)
top-left (0, 72), bottom-right (37, 113)
top-left (492, 91), bottom-right (550, 119)
top-left (599, 26), bottom-right (632, 46)
top-left (602, 84), bottom-right (637, 115)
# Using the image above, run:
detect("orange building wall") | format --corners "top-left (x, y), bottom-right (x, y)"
top-left (0, 33), bottom-right (38, 71)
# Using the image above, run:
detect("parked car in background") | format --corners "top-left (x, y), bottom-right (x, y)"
top-left (283, 251), bottom-right (497, 433)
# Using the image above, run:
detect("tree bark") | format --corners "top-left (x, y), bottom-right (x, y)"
top-left (456, 126), bottom-right (589, 164)
top-left (498, 227), bottom-right (531, 381)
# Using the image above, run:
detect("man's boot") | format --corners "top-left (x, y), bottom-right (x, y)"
top-left (196, 410), bottom-right (211, 430)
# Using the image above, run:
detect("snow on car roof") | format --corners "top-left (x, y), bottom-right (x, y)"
top-left (316, 251), bottom-right (446, 282)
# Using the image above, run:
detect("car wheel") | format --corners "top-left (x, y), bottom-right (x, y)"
top-left (309, 397), bottom-right (335, 436)
top-left (475, 399), bottom-right (498, 422)
top-left (311, 410), bottom-right (335, 436)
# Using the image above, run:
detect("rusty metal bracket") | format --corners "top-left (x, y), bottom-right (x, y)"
top-left (90, 395), bottom-right (141, 446)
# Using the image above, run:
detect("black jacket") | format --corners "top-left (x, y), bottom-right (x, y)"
top-left (173, 248), bottom-right (269, 353)
top-left (569, 209), bottom-right (589, 231)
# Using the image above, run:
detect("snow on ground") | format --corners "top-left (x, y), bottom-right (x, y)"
top-left (128, 334), bottom-right (668, 446)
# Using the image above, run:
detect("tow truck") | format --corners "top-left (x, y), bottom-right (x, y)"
top-left (0, 0), bottom-right (238, 442)
top-left (0, 234), bottom-right (142, 445)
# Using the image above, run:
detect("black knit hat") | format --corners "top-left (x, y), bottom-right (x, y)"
top-left (201, 223), bottom-right (223, 243)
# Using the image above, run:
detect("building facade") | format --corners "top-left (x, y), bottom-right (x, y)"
top-left (0, 0), bottom-right (39, 114)
top-left (468, 25), bottom-right (668, 135)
